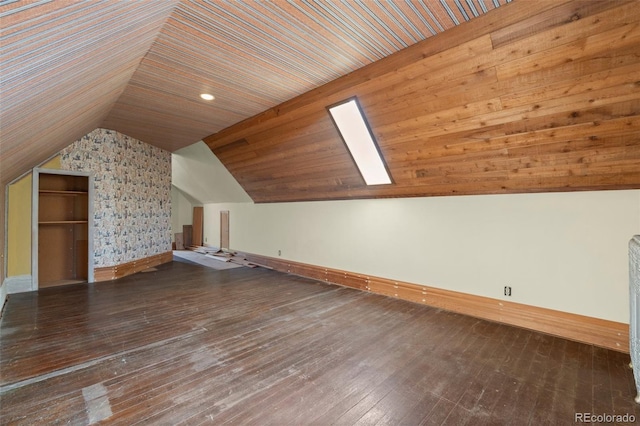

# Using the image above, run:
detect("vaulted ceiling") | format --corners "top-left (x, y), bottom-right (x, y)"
top-left (205, 0), bottom-right (640, 202)
top-left (1, 0), bottom-right (639, 202)
top-left (1, 0), bottom-right (502, 188)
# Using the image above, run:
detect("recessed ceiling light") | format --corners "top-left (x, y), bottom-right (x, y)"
top-left (328, 97), bottom-right (392, 186)
top-left (200, 93), bottom-right (215, 101)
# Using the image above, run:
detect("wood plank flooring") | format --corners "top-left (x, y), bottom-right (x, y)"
top-left (1, 260), bottom-right (639, 425)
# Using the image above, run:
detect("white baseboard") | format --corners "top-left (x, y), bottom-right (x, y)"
top-left (5, 275), bottom-right (34, 294)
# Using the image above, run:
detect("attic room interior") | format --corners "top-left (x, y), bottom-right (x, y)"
top-left (1, 0), bottom-right (640, 423)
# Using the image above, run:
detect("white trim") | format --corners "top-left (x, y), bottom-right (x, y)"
top-left (5, 275), bottom-right (33, 294)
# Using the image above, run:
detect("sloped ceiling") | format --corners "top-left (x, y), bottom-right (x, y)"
top-left (2, 0), bottom-right (638, 204)
top-left (1, 0), bottom-right (502, 188)
top-left (205, 0), bottom-right (640, 202)
top-left (0, 0), bottom-right (179, 185)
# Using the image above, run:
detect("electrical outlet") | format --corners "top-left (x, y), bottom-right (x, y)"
top-left (205, 237), bottom-right (207, 242)
top-left (504, 286), bottom-right (512, 296)
top-left (278, 250), bottom-right (281, 256)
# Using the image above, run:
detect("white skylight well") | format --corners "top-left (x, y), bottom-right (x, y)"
top-left (328, 98), bottom-right (392, 186)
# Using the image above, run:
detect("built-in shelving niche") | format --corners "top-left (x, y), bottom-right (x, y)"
top-left (32, 168), bottom-right (94, 289)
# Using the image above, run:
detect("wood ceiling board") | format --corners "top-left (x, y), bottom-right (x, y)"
top-left (103, 0), bottom-right (504, 157)
top-left (498, 63), bottom-right (640, 109)
top-left (204, 1), bottom-right (562, 151)
top-left (495, 25), bottom-right (640, 81)
top-left (0, 0), bottom-right (178, 185)
top-left (387, 115), bottom-right (640, 164)
top-left (1, 70), bottom-right (134, 186)
top-left (204, 0), bottom-right (640, 203)
top-left (489, 0), bottom-right (630, 48)
top-left (102, 83), bottom-right (241, 153)
top-left (366, 4), bottom-right (639, 118)
top-left (4, 0), bottom-right (633, 202)
top-left (374, 79), bottom-right (639, 147)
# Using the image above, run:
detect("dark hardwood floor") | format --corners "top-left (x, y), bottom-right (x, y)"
top-left (1, 260), bottom-right (638, 425)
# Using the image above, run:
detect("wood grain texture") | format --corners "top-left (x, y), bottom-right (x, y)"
top-left (37, 174), bottom-right (90, 287)
top-left (93, 251), bottom-right (173, 282)
top-left (1, 261), bottom-right (637, 424)
top-left (242, 252), bottom-right (629, 353)
top-left (204, 0), bottom-right (640, 202)
top-left (182, 225), bottom-right (193, 249)
top-left (1, 0), bottom-right (502, 188)
top-left (0, 0), bottom-right (179, 188)
top-left (38, 224), bottom-right (74, 286)
top-left (220, 210), bottom-right (230, 249)
top-left (192, 207), bottom-right (203, 247)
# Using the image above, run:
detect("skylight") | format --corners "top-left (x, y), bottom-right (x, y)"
top-left (328, 98), bottom-right (392, 186)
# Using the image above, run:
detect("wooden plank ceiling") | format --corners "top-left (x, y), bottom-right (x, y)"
top-left (0, 0), bottom-right (179, 185)
top-left (1, 0), bottom-right (501, 188)
top-left (2, 0), bottom-right (638, 202)
top-left (204, 0), bottom-right (640, 201)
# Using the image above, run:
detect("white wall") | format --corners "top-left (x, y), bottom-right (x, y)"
top-left (204, 190), bottom-right (640, 324)
top-left (172, 141), bottom-right (251, 204)
top-left (171, 141), bottom-right (251, 244)
top-left (171, 185), bottom-right (194, 241)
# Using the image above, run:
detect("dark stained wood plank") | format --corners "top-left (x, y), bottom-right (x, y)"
top-left (608, 350), bottom-right (639, 419)
top-left (244, 252), bottom-right (631, 353)
top-left (1, 260), bottom-right (639, 425)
